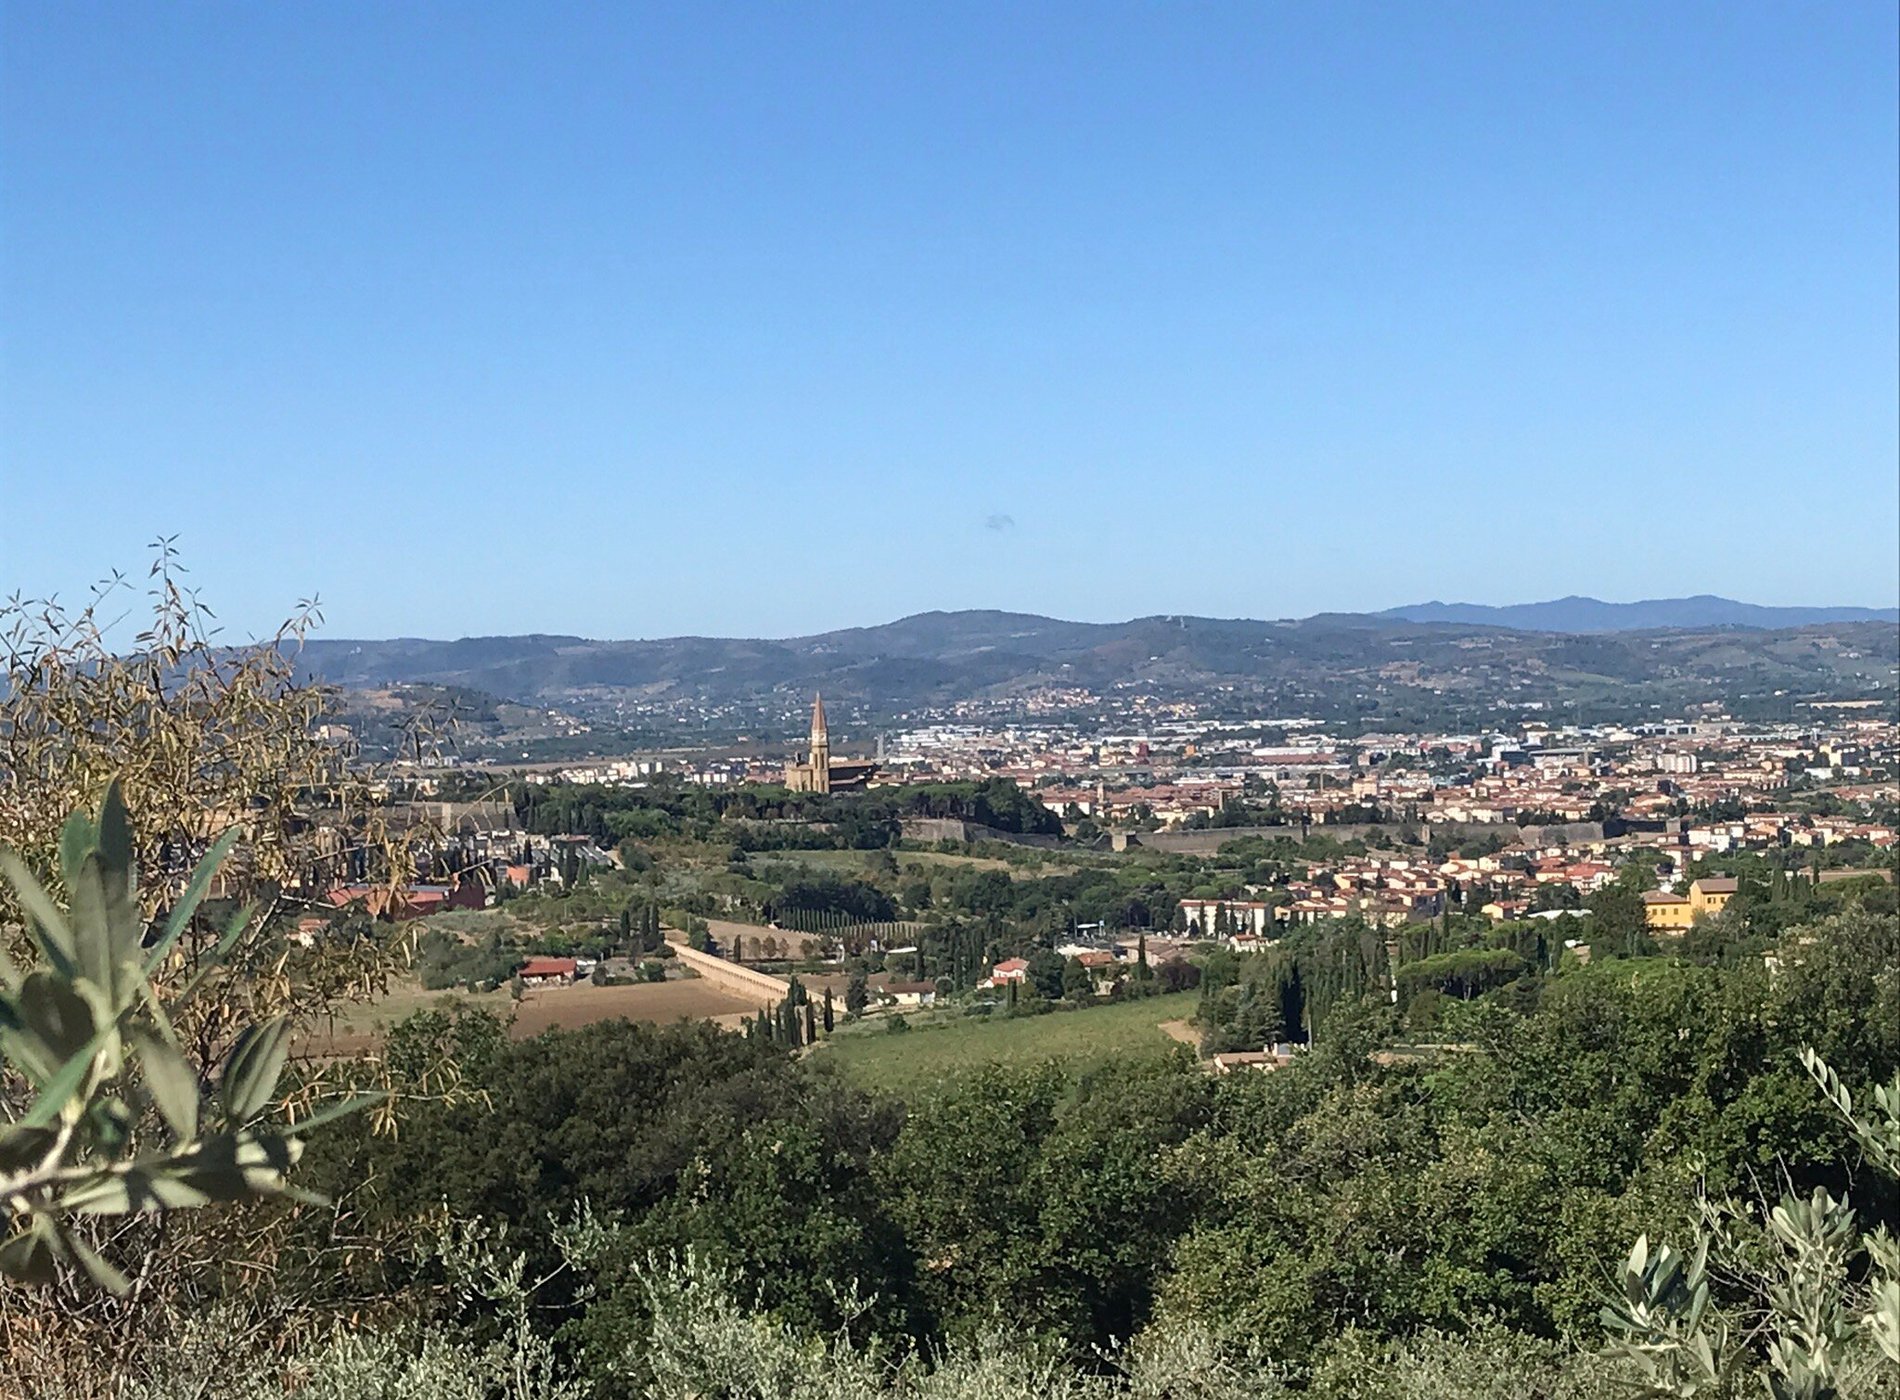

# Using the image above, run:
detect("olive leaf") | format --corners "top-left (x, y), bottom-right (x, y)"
top-left (128, 1020), bottom-right (200, 1140)
top-left (62, 1229), bottom-right (130, 1295)
top-left (57, 812), bottom-right (96, 892)
top-left (0, 1225), bottom-right (58, 1286)
top-left (0, 851), bottom-right (78, 979)
top-left (18, 970), bottom-right (96, 1070)
top-left (221, 1017), bottom-right (292, 1126)
top-left (68, 852), bottom-right (114, 995)
top-left (0, 786), bottom-right (365, 1294)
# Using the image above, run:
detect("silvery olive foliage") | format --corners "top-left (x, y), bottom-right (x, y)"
top-left (0, 549), bottom-right (452, 1102)
top-left (0, 782), bottom-right (366, 1293)
top-left (83, 1242), bottom-right (1640, 1400)
top-left (1304, 1324), bottom-right (1627, 1400)
top-left (491, 1243), bottom-right (1295, 1400)
top-left (1601, 1050), bottom-right (1900, 1399)
top-left (4, 1200), bottom-right (1681, 1400)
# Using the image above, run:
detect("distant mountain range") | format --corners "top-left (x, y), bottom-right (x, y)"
top-left (293, 599), bottom-right (1899, 727)
top-left (1379, 595), bottom-right (1898, 632)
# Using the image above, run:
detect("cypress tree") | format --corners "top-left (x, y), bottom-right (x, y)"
top-left (823, 990), bottom-right (835, 1033)
top-left (804, 1000), bottom-right (817, 1043)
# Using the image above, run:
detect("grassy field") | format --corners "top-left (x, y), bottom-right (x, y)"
top-left (756, 848), bottom-right (1022, 876)
top-left (759, 846), bottom-right (1112, 878)
top-left (814, 992), bottom-right (1200, 1095)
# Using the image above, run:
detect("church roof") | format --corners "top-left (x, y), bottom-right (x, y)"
top-left (826, 759), bottom-right (878, 790)
top-left (810, 692), bottom-right (828, 738)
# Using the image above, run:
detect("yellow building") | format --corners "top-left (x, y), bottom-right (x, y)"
top-left (1690, 876), bottom-right (1737, 916)
top-left (1642, 876), bottom-right (1739, 931)
top-left (1642, 889), bottom-right (1693, 930)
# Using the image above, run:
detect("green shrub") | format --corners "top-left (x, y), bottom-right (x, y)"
top-left (0, 783), bottom-right (367, 1293)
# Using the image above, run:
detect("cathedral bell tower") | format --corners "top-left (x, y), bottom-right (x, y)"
top-left (808, 693), bottom-right (831, 794)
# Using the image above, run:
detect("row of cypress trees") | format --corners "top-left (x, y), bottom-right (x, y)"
top-left (745, 976), bottom-right (837, 1048)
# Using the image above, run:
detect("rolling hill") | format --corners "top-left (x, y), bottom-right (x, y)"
top-left (1380, 595), bottom-right (1899, 632)
top-left (291, 605), bottom-right (1899, 728)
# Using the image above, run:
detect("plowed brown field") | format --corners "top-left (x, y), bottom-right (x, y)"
top-left (297, 977), bottom-right (761, 1058)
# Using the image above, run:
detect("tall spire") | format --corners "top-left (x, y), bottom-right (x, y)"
top-left (807, 693), bottom-right (831, 794)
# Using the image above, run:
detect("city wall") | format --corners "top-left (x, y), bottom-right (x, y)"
top-left (1116, 820), bottom-right (1603, 856)
top-left (900, 818), bottom-right (1069, 849)
top-left (662, 936), bottom-right (792, 1008)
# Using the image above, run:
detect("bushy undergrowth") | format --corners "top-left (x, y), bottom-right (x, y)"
top-left (34, 1252), bottom-right (1656, 1400)
top-left (42, 1237), bottom-right (1899, 1400)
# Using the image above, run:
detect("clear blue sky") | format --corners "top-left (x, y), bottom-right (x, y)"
top-left (3, 3), bottom-right (1895, 641)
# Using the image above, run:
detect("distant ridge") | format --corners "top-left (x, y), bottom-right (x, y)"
top-left (1378, 595), bottom-right (1899, 633)
top-left (290, 602), bottom-right (1899, 716)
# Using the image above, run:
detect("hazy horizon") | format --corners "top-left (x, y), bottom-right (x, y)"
top-left (4, 4), bottom-right (1896, 638)
top-left (287, 592), bottom-right (1898, 646)
top-left (9, 569), bottom-right (1900, 648)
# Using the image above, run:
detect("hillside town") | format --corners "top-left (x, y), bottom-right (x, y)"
top-left (355, 698), bottom-right (1895, 956)
top-left (495, 703), bottom-right (1894, 829)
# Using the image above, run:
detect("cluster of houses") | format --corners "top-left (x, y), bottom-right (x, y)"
top-left (1153, 832), bottom-right (1886, 948)
top-left (976, 933), bottom-right (1197, 993)
top-left (307, 806), bottom-right (615, 924)
top-left (918, 715), bottom-right (1895, 840)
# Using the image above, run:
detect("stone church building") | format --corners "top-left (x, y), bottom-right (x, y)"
top-left (783, 693), bottom-right (877, 793)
